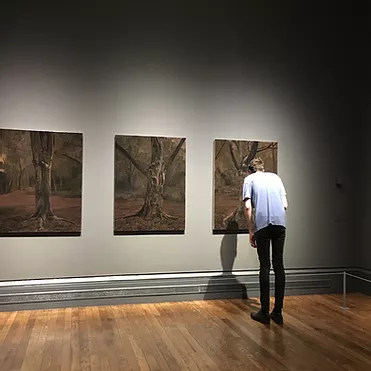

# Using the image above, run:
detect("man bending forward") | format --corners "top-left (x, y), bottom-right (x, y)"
top-left (242, 157), bottom-right (288, 325)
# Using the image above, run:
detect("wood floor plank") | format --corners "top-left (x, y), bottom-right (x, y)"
top-left (180, 302), bottom-right (245, 371)
top-left (200, 300), bottom-right (283, 371)
top-left (127, 334), bottom-right (150, 371)
top-left (78, 307), bottom-right (92, 371)
top-left (52, 308), bottom-right (68, 371)
top-left (10, 310), bottom-right (36, 371)
top-left (139, 304), bottom-right (190, 371)
top-left (0, 311), bottom-right (17, 355)
top-left (191, 301), bottom-right (270, 371)
top-left (294, 296), bottom-right (371, 360)
top-left (110, 306), bottom-right (142, 371)
top-left (60, 307), bottom-right (72, 371)
top-left (147, 309), bottom-right (201, 371)
top-left (284, 310), bottom-right (370, 371)
top-left (0, 311), bottom-right (31, 371)
top-left (217, 299), bottom-right (349, 371)
top-left (1, 294), bottom-right (371, 371)
top-left (20, 310), bottom-right (49, 371)
top-left (93, 306), bottom-right (117, 371)
top-left (40, 310), bottom-right (58, 371)
top-left (124, 304), bottom-right (166, 371)
top-left (85, 306), bottom-right (102, 371)
top-left (98, 306), bottom-right (130, 371)
top-left (70, 307), bottom-right (81, 371)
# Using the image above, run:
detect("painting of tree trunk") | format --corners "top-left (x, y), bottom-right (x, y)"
top-left (114, 135), bottom-right (186, 235)
top-left (213, 139), bottom-right (278, 234)
top-left (0, 128), bottom-right (83, 236)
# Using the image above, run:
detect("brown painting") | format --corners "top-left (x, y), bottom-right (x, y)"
top-left (114, 135), bottom-right (186, 235)
top-left (213, 139), bottom-right (278, 234)
top-left (0, 129), bottom-right (83, 236)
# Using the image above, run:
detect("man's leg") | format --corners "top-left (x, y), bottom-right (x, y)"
top-left (271, 226), bottom-right (286, 324)
top-left (251, 226), bottom-right (271, 324)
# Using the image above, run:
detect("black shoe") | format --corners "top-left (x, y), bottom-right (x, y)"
top-left (251, 310), bottom-right (270, 324)
top-left (270, 311), bottom-right (283, 325)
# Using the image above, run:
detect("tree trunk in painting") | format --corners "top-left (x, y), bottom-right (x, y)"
top-left (272, 144), bottom-right (277, 173)
top-left (30, 131), bottom-right (54, 230)
top-left (18, 163), bottom-right (22, 190)
top-left (223, 141), bottom-right (259, 227)
top-left (115, 136), bottom-right (185, 221)
top-left (137, 138), bottom-right (167, 218)
top-left (18, 162), bottom-right (25, 190)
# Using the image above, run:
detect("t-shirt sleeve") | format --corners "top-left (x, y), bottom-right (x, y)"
top-left (279, 178), bottom-right (287, 196)
top-left (242, 178), bottom-right (252, 201)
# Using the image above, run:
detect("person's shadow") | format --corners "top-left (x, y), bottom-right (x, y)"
top-left (204, 220), bottom-right (249, 300)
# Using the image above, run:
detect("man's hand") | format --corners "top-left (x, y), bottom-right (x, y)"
top-left (244, 199), bottom-right (256, 248)
top-left (249, 231), bottom-right (256, 248)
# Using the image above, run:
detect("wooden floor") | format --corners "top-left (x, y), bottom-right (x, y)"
top-left (0, 293), bottom-right (371, 371)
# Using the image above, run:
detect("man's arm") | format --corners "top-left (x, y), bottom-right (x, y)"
top-left (244, 199), bottom-right (254, 233)
top-left (244, 198), bottom-right (256, 248)
top-left (242, 177), bottom-right (256, 247)
top-left (242, 179), bottom-right (253, 231)
top-left (278, 177), bottom-right (288, 210)
top-left (282, 195), bottom-right (288, 210)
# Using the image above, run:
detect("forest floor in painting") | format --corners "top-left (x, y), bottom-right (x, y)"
top-left (0, 189), bottom-right (81, 234)
top-left (114, 198), bottom-right (185, 234)
top-left (214, 191), bottom-right (248, 232)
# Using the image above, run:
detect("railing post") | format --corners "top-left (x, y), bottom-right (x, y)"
top-left (341, 271), bottom-right (349, 310)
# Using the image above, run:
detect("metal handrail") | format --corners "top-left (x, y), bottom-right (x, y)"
top-left (341, 271), bottom-right (371, 310)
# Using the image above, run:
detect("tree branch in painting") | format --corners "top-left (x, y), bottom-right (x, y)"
top-left (165, 138), bottom-right (185, 170)
top-left (115, 142), bottom-right (148, 178)
top-left (62, 154), bottom-right (82, 165)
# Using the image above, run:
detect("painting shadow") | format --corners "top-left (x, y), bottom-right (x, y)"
top-left (204, 220), bottom-right (249, 300)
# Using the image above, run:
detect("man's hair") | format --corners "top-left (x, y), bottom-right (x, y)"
top-left (248, 157), bottom-right (265, 173)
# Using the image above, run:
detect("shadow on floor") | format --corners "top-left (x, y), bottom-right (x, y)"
top-left (204, 221), bottom-right (258, 308)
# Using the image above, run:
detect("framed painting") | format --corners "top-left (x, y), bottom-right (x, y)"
top-left (0, 129), bottom-right (83, 236)
top-left (114, 135), bottom-right (186, 235)
top-left (213, 139), bottom-right (277, 234)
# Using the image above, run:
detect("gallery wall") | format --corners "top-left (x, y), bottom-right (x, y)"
top-left (360, 93), bottom-right (371, 269)
top-left (355, 12), bottom-right (371, 271)
top-left (0, 3), bottom-right (356, 280)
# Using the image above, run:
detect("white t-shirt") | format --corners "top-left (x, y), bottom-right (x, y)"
top-left (242, 171), bottom-right (287, 232)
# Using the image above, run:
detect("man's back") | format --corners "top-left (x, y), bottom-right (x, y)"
top-left (243, 171), bottom-right (286, 233)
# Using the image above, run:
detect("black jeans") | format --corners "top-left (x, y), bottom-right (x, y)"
top-left (255, 224), bottom-right (286, 314)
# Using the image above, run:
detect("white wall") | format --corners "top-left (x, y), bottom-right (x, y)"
top-left (0, 5), bottom-right (354, 280)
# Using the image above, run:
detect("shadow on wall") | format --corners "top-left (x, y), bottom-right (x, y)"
top-left (204, 221), bottom-right (249, 300)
